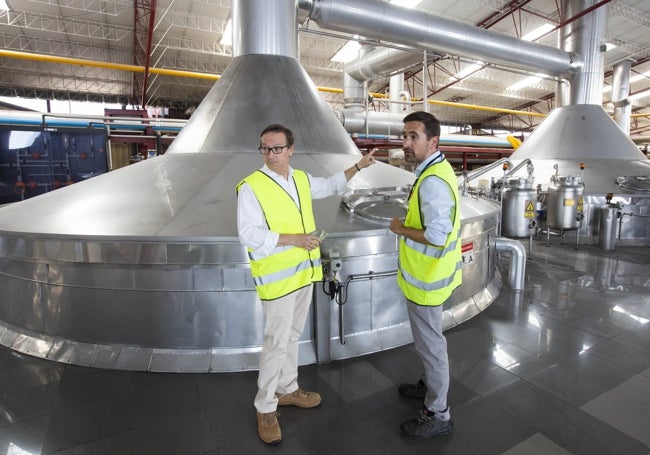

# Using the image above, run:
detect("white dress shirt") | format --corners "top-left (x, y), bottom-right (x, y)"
top-left (237, 165), bottom-right (347, 257)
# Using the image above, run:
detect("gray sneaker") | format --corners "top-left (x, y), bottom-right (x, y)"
top-left (400, 408), bottom-right (453, 439)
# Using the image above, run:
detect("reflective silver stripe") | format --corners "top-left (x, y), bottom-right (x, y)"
top-left (253, 258), bottom-right (321, 286)
top-left (404, 237), bottom-right (459, 258)
top-left (248, 245), bottom-right (293, 261)
top-left (399, 259), bottom-right (462, 291)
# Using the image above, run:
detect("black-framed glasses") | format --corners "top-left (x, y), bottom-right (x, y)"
top-left (258, 145), bottom-right (289, 155)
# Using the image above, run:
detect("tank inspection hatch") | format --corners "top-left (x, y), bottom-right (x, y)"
top-left (340, 186), bottom-right (410, 224)
top-left (616, 175), bottom-right (650, 193)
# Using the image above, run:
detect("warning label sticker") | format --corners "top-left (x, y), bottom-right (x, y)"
top-left (524, 200), bottom-right (535, 218)
top-left (461, 242), bottom-right (474, 266)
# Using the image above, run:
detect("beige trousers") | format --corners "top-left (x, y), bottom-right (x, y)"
top-left (254, 284), bottom-right (313, 413)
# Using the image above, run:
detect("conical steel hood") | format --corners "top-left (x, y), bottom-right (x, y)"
top-left (513, 104), bottom-right (646, 162)
top-left (168, 54), bottom-right (360, 156)
top-left (509, 105), bottom-right (650, 194)
top-left (0, 53), bottom-right (401, 237)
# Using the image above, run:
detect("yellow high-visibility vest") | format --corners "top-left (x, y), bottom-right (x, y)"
top-left (398, 160), bottom-right (462, 306)
top-left (236, 170), bottom-right (322, 300)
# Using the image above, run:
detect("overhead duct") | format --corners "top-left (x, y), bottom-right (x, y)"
top-left (0, 0), bottom-right (503, 371)
top-left (304, 0), bottom-right (578, 155)
top-left (562, 0), bottom-right (608, 104)
top-left (344, 46), bottom-right (427, 82)
top-left (389, 74), bottom-right (408, 115)
top-left (342, 43), bottom-right (371, 108)
top-left (611, 60), bottom-right (632, 133)
top-left (303, 0), bottom-right (579, 77)
top-left (343, 71), bottom-right (366, 108)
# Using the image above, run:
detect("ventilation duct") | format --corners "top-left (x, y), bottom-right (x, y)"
top-left (303, 0), bottom-right (578, 76)
top-left (611, 60), bottom-right (632, 133)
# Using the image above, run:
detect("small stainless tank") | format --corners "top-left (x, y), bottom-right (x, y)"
top-left (546, 175), bottom-right (585, 230)
top-left (501, 177), bottom-right (537, 238)
top-left (598, 206), bottom-right (618, 250)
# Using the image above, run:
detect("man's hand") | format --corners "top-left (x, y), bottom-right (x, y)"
top-left (296, 233), bottom-right (321, 251)
top-left (278, 233), bottom-right (321, 250)
top-left (389, 217), bottom-right (404, 235)
top-left (358, 148), bottom-right (377, 170)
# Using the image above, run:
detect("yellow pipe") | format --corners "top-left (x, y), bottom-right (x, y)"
top-left (426, 98), bottom-right (546, 117)
top-left (368, 92), bottom-right (547, 117)
top-left (0, 49), bottom-right (220, 81)
top-left (1, 48), bottom-right (545, 118)
top-left (318, 86), bottom-right (344, 94)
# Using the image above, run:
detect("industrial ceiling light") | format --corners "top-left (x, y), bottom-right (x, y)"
top-left (506, 74), bottom-right (548, 92)
top-left (0, 0), bottom-right (9, 11)
top-left (331, 35), bottom-right (361, 63)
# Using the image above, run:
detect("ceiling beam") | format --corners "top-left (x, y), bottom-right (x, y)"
top-left (133, 0), bottom-right (157, 108)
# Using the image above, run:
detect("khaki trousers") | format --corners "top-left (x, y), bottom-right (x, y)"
top-left (254, 285), bottom-right (313, 413)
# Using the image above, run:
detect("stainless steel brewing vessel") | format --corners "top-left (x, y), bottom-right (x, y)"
top-left (501, 177), bottom-right (537, 238)
top-left (546, 175), bottom-right (585, 230)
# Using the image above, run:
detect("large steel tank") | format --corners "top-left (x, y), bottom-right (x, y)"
top-left (0, 0), bottom-right (503, 372)
top-left (322, 188), bottom-right (501, 361)
top-left (0, 154), bottom-right (502, 372)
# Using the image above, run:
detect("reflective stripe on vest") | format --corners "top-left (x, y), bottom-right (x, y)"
top-left (252, 257), bottom-right (322, 286)
top-left (236, 170), bottom-right (323, 300)
top-left (398, 159), bottom-right (462, 306)
top-left (404, 236), bottom-right (460, 258)
top-left (398, 257), bottom-right (461, 291)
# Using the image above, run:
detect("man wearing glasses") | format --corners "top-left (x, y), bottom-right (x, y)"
top-left (236, 124), bottom-right (375, 445)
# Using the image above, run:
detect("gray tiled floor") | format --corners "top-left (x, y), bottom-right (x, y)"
top-left (0, 240), bottom-right (648, 454)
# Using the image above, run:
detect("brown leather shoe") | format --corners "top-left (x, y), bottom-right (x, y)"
top-left (276, 389), bottom-right (321, 408)
top-left (256, 411), bottom-right (281, 445)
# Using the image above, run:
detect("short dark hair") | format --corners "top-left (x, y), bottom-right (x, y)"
top-left (403, 111), bottom-right (441, 139)
top-left (260, 124), bottom-right (294, 147)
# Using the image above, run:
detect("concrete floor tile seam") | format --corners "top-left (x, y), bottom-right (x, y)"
top-left (42, 432), bottom-right (133, 455)
top-left (484, 381), bottom-right (648, 455)
top-left (586, 339), bottom-right (650, 374)
top-left (611, 332), bottom-right (650, 357)
top-left (449, 394), bottom-right (539, 454)
top-left (500, 432), bottom-right (574, 455)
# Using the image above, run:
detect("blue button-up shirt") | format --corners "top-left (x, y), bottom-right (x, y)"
top-left (413, 151), bottom-right (455, 247)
